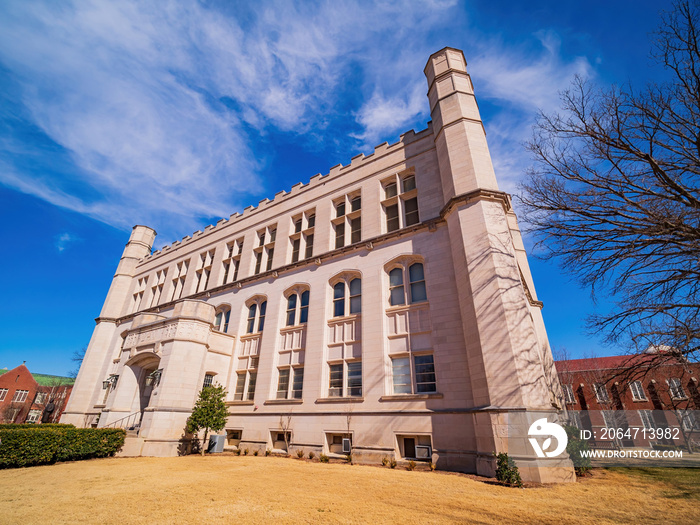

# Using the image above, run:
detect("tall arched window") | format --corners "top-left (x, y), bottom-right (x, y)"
top-left (388, 262), bottom-right (427, 306)
top-left (286, 290), bottom-right (310, 326)
top-left (246, 299), bottom-right (267, 334)
top-left (333, 278), bottom-right (361, 317)
top-left (214, 306), bottom-right (231, 333)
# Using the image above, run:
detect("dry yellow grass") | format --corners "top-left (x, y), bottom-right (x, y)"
top-left (0, 456), bottom-right (696, 524)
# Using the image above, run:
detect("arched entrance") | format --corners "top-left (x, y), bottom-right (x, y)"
top-left (124, 352), bottom-right (161, 431)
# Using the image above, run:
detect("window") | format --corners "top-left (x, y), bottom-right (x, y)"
top-left (0, 388), bottom-right (7, 401)
top-left (594, 383), bottom-right (610, 403)
top-left (668, 378), bottom-right (686, 399)
top-left (602, 410), bottom-right (616, 428)
top-left (332, 193), bottom-right (361, 249)
top-left (170, 260), bottom-right (189, 301)
top-left (276, 367), bottom-right (304, 400)
top-left (34, 392), bottom-right (47, 404)
top-left (389, 262), bottom-right (428, 306)
top-left (214, 307), bottom-right (231, 333)
top-left (629, 380), bottom-right (646, 401)
top-left (234, 361), bottom-right (258, 402)
top-left (563, 384), bottom-right (576, 404)
top-left (202, 374), bottom-right (215, 389)
top-left (391, 355), bottom-right (437, 394)
top-left (246, 300), bottom-right (267, 334)
top-left (222, 239), bottom-right (243, 285)
top-left (132, 276), bottom-right (148, 313)
top-left (291, 238), bottom-right (300, 263)
top-left (294, 218), bottom-right (303, 233)
top-left (12, 390), bottom-right (28, 403)
top-left (639, 410), bottom-right (656, 429)
top-left (254, 226), bottom-right (276, 274)
top-left (328, 361), bottom-right (362, 397)
top-left (333, 278), bottom-right (361, 317)
top-left (568, 412), bottom-right (582, 429)
top-left (149, 269), bottom-right (168, 307)
top-left (195, 250), bottom-right (215, 293)
top-left (382, 172), bottom-right (419, 232)
top-left (26, 410), bottom-right (41, 423)
top-left (286, 290), bottom-right (310, 326)
top-left (678, 410), bottom-right (699, 432)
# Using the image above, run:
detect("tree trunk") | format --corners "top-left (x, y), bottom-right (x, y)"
top-left (201, 428), bottom-right (209, 456)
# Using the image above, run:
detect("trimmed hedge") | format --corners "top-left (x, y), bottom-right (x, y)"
top-left (0, 427), bottom-right (126, 468)
top-left (0, 423), bottom-right (75, 430)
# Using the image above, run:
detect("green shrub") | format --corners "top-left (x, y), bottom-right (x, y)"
top-left (429, 461), bottom-right (436, 471)
top-left (0, 427), bottom-right (125, 469)
top-left (235, 448), bottom-right (242, 456)
top-left (381, 457), bottom-right (389, 466)
top-left (253, 449), bottom-right (259, 456)
top-left (564, 425), bottom-right (592, 476)
top-left (319, 453), bottom-right (329, 463)
top-left (407, 460), bottom-right (416, 471)
top-left (389, 459), bottom-right (397, 469)
top-left (265, 449), bottom-right (271, 456)
top-left (308, 451), bottom-right (315, 460)
top-left (495, 452), bottom-right (522, 488)
top-left (243, 448), bottom-right (249, 456)
top-left (296, 449), bottom-right (304, 458)
top-left (0, 423), bottom-right (75, 430)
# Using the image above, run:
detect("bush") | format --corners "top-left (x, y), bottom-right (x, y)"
top-left (381, 457), bottom-right (389, 466)
top-left (0, 427), bottom-right (125, 469)
top-left (564, 425), bottom-right (592, 476)
top-left (296, 449), bottom-right (304, 458)
top-left (235, 448), bottom-right (241, 456)
top-left (265, 449), bottom-right (271, 456)
top-left (346, 454), bottom-right (352, 464)
top-left (319, 453), bottom-right (329, 463)
top-left (253, 450), bottom-right (258, 456)
top-left (0, 423), bottom-right (75, 430)
top-left (389, 459), bottom-right (397, 469)
top-left (407, 460), bottom-right (416, 471)
top-left (243, 448), bottom-right (249, 456)
top-left (308, 451), bottom-right (315, 460)
top-left (429, 461), bottom-right (436, 471)
top-left (495, 452), bottom-right (523, 488)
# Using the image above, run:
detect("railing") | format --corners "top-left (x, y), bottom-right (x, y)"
top-left (103, 411), bottom-right (144, 434)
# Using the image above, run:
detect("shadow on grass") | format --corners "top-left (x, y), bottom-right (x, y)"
top-left (608, 467), bottom-right (700, 500)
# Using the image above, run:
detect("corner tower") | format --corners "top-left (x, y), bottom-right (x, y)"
top-left (61, 225), bottom-right (156, 426)
top-left (425, 48), bottom-right (573, 482)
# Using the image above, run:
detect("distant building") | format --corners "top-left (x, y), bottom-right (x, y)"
top-left (556, 354), bottom-right (700, 450)
top-left (0, 364), bottom-right (74, 424)
top-left (63, 48), bottom-right (573, 482)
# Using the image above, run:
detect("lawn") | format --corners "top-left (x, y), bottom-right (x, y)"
top-left (0, 456), bottom-right (697, 524)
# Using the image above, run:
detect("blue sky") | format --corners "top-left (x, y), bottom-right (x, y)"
top-left (0, 0), bottom-right (670, 375)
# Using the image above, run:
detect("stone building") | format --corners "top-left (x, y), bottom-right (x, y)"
top-left (62, 48), bottom-right (573, 482)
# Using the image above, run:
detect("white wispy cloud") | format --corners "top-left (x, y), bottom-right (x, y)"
top-left (55, 232), bottom-right (78, 252)
top-left (0, 0), bottom-right (593, 241)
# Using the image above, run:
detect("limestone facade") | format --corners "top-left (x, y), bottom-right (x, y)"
top-left (62, 48), bottom-right (574, 482)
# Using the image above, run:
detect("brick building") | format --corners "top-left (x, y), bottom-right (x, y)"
top-left (62, 48), bottom-right (573, 482)
top-left (556, 353), bottom-right (700, 450)
top-left (0, 364), bottom-right (74, 424)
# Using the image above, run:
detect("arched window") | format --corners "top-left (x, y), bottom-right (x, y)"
top-left (245, 298), bottom-right (267, 334)
top-left (332, 278), bottom-right (361, 317)
top-left (214, 306), bottom-right (231, 333)
top-left (388, 262), bottom-right (427, 306)
top-left (286, 290), bottom-right (310, 326)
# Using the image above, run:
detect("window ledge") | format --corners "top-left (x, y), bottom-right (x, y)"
top-left (93, 404), bottom-right (106, 409)
top-left (379, 393), bottom-right (443, 401)
top-left (226, 401), bottom-right (255, 406)
top-left (315, 397), bottom-right (364, 404)
top-left (632, 399), bottom-right (648, 403)
top-left (264, 399), bottom-right (304, 405)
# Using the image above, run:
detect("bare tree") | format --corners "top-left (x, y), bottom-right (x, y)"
top-left (520, 1), bottom-right (700, 368)
top-left (279, 411), bottom-right (292, 456)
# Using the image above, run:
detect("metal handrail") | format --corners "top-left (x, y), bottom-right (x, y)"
top-left (103, 410), bottom-right (143, 434)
